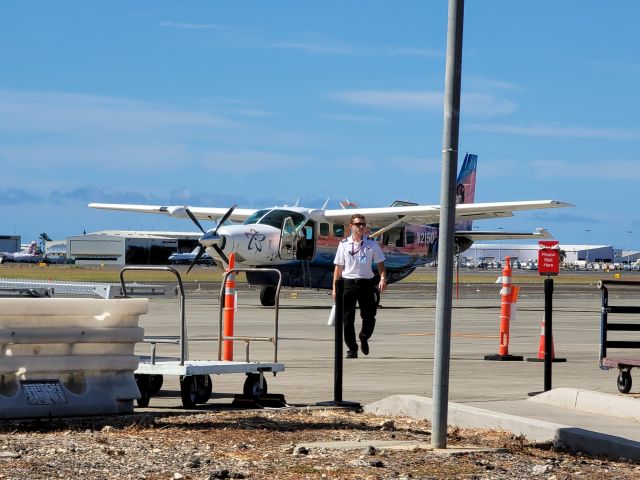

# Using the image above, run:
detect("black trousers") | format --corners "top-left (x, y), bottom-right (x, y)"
top-left (342, 278), bottom-right (377, 352)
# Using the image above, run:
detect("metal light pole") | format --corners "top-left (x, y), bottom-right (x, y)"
top-left (585, 229), bottom-right (591, 262)
top-left (627, 230), bottom-right (632, 264)
top-left (432, 0), bottom-right (465, 450)
top-left (497, 226), bottom-right (503, 265)
top-left (473, 225), bottom-right (479, 266)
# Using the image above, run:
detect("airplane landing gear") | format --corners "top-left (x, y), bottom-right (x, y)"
top-left (260, 286), bottom-right (277, 306)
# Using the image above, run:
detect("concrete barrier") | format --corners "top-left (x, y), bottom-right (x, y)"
top-left (0, 298), bottom-right (147, 418)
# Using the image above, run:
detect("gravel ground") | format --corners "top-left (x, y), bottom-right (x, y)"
top-left (1, 408), bottom-right (639, 479)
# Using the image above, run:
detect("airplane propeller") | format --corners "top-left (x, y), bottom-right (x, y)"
top-left (184, 205), bottom-right (237, 274)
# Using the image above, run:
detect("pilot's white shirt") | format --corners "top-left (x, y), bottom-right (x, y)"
top-left (334, 235), bottom-right (385, 279)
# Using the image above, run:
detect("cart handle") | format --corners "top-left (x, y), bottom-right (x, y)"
top-left (119, 266), bottom-right (188, 366)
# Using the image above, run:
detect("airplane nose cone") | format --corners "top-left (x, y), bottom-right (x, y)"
top-left (199, 229), bottom-right (234, 263)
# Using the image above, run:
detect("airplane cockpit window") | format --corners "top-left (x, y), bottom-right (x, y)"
top-left (243, 209), bottom-right (306, 230)
top-left (243, 209), bottom-right (270, 225)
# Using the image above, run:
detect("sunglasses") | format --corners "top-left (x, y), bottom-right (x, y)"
top-left (352, 222), bottom-right (366, 228)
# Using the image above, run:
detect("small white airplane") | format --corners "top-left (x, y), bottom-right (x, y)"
top-left (89, 154), bottom-right (572, 305)
top-left (0, 241), bottom-right (43, 264)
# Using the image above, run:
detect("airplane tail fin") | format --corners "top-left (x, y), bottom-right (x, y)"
top-left (25, 241), bottom-right (38, 255)
top-left (455, 153), bottom-right (477, 230)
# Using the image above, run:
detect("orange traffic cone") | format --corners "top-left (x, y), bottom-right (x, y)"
top-left (222, 252), bottom-right (236, 361)
top-left (527, 316), bottom-right (566, 363)
top-left (485, 257), bottom-right (523, 361)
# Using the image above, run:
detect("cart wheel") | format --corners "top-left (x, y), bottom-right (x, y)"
top-left (243, 373), bottom-right (268, 399)
top-left (617, 370), bottom-right (632, 394)
top-left (194, 375), bottom-right (213, 404)
top-left (180, 375), bottom-right (198, 408)
top-left (134, 374), bottom-right (151, 408)
top-left (149, 375), bottom-right (164, 395)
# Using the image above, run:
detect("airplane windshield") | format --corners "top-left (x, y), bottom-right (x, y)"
top-left (243, 209), bottom-right (307, 229)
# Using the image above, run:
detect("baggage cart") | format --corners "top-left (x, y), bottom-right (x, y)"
top-left (121, 266), bottom-right (285, 408)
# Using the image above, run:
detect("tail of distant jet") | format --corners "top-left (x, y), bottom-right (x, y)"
top-left (24, 241), bottom-right (38, 255)
top-left (455, 153), bottom-right (477, 230)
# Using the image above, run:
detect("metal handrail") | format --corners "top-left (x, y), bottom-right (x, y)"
top-left (218, 268), bottom-right (282, 363)
top-left (119, 266), bottom-right (188, 365)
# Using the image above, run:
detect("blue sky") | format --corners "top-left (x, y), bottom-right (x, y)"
top-left (1, 1), bottom-right (638, 250)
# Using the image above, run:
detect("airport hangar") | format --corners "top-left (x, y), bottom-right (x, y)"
top-left (465, 243), bottom-right (614, 264)
top-left (62, 231), bottom-right (200, 265)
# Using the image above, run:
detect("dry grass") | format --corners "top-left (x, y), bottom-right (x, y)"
top-left (0, 263), bottom-right (632, 285)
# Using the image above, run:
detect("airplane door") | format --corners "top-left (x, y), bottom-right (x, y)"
top-left (279, 217), bottom-right (297, 260)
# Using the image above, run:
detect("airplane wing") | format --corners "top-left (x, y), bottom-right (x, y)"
top-left (88, 203), bottom-right (257, 222)
top-left (323, 200), bottom-right (572, 226)
top-left (455, 228), bottom-right (553, 241)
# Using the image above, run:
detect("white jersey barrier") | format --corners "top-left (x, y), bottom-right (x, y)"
top-left (0, 298), bottom-right (147, 418)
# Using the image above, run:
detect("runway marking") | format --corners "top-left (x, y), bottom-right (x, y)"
top-left (402, 332), bottom-right (497, 339)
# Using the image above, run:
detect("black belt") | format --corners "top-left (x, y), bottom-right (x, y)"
top-left (343, 278), bottom-right (373, 285)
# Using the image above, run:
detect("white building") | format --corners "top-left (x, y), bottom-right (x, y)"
top-left (67, 230), bottom-right (199, 265)
top-left (465, 243), bottom-right (614, 264)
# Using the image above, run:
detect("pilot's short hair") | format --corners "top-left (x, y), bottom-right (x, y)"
top-left (350, 213), bottom-right (365, 224)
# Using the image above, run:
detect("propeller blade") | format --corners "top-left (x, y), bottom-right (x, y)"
top-left (186, 246), bottom-right (206, 275)
top-left (213, 244), bottom-right (229, 265)
top-left (184, 207), bottom-right (206, 234)
top-left (213, 204), bottom-right (237, 235)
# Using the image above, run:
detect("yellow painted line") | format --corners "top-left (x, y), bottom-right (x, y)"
top-left (402, 332), bottom-right (497, 339)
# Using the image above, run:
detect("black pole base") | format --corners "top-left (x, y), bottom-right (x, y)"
top-left (316, 400), bottom-right (362, 409)
top-left (526, 357), bottom-right (567, 363)
top-left (484, 354), bottom-right (523, 361)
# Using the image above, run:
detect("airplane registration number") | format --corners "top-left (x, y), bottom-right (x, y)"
top-left (416, 231), bottom-right (437, 244)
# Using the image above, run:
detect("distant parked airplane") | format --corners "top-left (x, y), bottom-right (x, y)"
top-left (90, 154), bottom-right (572, 305)
top-left (0, 241), bottom-right (43, 264)
top-left (168, 247), bottom-right (214, 266)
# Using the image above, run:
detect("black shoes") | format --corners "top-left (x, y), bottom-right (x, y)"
top-left (346, 350), bottom-right (358, 359)
top-left (359, 335), bottom-right (369, 355)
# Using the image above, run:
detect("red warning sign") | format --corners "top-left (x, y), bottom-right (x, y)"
top-left (538, 240), bottom-right (560, 276)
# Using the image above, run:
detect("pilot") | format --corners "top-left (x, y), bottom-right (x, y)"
top-left (333, 213), bottom-right (386, 358)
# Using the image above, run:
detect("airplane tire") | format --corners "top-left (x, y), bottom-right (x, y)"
top-left (260, 286), bottom-right (276, 307)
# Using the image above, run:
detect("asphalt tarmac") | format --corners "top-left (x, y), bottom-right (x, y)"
top-left (135, 279), bottom-right (639, 408)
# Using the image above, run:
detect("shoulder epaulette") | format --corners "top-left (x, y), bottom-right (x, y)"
top-left (340, 238), bottom-right (348, 243)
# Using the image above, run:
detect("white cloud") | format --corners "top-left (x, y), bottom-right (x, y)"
top-left (467, 123), bottom-right (640, 140)
top-left (530, 159), bottom-right (640, 180)
top-left (333, 90), bottom-right (516, 116)
top-left (314, 112), bottom-right (384, 123)
top-left (0, 90), bottom-right (235, 136)
top-left (159, 21), bottom-right (233, 31)
top-left (463, 93), bottom-right (517, 116)
top-left (333, 90), bottom-right (443, 110)
top-left (387, 156), bottom-right (441, 173)
top-left (379, 47), bottom-right (440, 58)
top-left (160, 21), bottom-right (438, 58)
top-left (231, 108), bottom-right (279, 118)
top-left (0, 142), bottom-right (189, 172)
top-left (198, 150), bottom-right (309, 173)
top-left (465, 75), bottom-right (523, 92)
